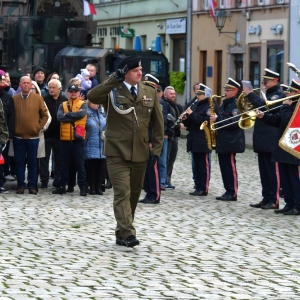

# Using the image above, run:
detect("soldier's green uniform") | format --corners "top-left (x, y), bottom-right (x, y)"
top-left (88, 61), bottom-right (164, 244)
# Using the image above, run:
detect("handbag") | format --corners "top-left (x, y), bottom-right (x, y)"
top-left (90, 112), bottom-right (105, 141)
top-left (74, 125), bottom-right (85, 140)
top-left (66, 102), bottom-right (86, 141)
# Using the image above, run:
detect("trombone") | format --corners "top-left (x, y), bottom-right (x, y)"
top-left (211, 93), bottom-right (300, 131)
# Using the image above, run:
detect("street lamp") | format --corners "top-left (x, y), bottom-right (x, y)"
top-left (215, 10), bottom-right (238, 42)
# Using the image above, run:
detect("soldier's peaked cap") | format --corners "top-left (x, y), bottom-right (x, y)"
top-left (144, 74), bottom-right (159, 88)
top-left (280, 84), bottom-right (289, 92)
top-left (262, 68), bottom-right (280, 80)
top-left (117, 55), bottom-right (141, 70)
top-left (67, 84), bottom-right (80, 92)
top-left (196, 83), bottom-right (210, 94)
top-left (289, 79), bottom-right (300, 92)
top-left (223, 77), bottom-right (240, 89)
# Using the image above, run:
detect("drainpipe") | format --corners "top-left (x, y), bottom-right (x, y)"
top-left (185, 0), bottom-right (192, 104)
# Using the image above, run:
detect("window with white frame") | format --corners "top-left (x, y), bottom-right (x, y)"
top-left (220, 0), bottom-right (225, 8)
top-left (258, 0), bottom-right (264, 5)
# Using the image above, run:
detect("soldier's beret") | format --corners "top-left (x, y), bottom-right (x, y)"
top-left (118, 55), bottom-right (141, 71)
top-left (33, 67), bottom-right (46, 77)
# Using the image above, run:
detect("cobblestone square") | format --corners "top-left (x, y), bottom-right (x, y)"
top-left (1, 138), bottom-right (300, 299)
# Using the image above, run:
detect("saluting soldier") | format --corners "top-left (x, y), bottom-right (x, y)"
top-left (88, 56), bottom-right (164, 248)
top-left (243, 69), bottom-right (285, 210)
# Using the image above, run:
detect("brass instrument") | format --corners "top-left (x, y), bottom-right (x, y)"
top-left (200, 97), bottom-right (217, 151)
top-left (211, 93), bottom-right (300, 131)
top-left (236, 88), bottom-right (261, 129)
top-left (287, 62), bottom-right (300, 78)
top-left (212, 94), bottom-right (225, 99)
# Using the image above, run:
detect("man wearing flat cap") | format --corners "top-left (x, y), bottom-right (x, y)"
top-left (52, 84), bottom-right (88, 196)
top-left (88, 55), bottom-right (164, 248)
top-left (210, 78), bottom-right (245, 201)
top-left (243, 68), bottom-right (285, 210)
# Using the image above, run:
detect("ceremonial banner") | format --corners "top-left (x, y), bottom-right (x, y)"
top-left (279, 101), bottom-right (300, 159)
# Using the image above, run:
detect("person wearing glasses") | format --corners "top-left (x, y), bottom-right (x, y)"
top-left (243, 68), bottom-right (285, 210)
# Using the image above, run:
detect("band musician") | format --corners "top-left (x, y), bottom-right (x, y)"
top-left (182, 83), bottom-right (217, 196)
top-left (243, 68), bottom-right (285, 209)
top-left (210, 78), bottom-right (245, 201)
top-left (256, 79), bottom-right (300, 215)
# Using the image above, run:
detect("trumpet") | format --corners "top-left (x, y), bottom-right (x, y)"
top-left (211, 93), bottom-right (300, 131)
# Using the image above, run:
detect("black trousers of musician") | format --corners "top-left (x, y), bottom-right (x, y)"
top-left (143, 158), bottom-right (160, 201)
top-left (193, 152), bottom-right (210, 193)
top-left (257, 152), bottom-right (280, 205)
top-left (218, 153), bottom-right (238, 197)
top-left (279, 162), bottom-right (300, 210)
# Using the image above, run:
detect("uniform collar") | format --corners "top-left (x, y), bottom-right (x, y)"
top-left (124, 81), bottom-right (138, 93)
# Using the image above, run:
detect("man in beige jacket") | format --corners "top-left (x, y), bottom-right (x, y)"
top-left (12, 76), bottom-right (48, 195)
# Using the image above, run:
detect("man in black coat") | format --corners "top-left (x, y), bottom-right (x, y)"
top-left (211, 78), bottom-right (245, 201)
top-left (164, 86), bottom-right (183, 189)
top-left (0, 80), bottom-right (14, 192)
top-left (243, 68), bottom-right (285, 209)
top-left (256, 79), bottom-right (300, 215)
top-left (183, 83), bottom-right (217, 196)
top-left (40, 79), bottom-right (67, 189)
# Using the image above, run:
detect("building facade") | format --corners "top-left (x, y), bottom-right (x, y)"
top-left (191, 0), bottom-right (289, 96)
top-left (93, 0), bottom-right (187, 72)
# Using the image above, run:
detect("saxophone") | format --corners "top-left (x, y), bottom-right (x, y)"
top-left (200, 96), bottom-right (219, 151)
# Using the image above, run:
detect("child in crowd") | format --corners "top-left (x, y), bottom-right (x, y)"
top-left (76, 69), bottom-right (92, 91)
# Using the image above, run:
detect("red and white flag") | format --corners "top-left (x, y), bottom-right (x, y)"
top-left (209, 0), bottom-right (218, 21)
top-left (83, 0), bottom-right (96, 16)
top-left (279, 101), bottom-right (300, 159)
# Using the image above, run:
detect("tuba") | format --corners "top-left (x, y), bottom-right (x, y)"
top-left (236, 88), bottom-right (260, 129)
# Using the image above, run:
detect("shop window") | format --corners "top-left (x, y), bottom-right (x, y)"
top-left (267, 43), bottom-right (284, 82)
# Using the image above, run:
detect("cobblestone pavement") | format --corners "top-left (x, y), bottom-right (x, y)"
top-left (1, 138), bottom-right (300, 299)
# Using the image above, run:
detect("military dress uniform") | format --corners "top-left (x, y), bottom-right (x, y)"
top-left (88, 56), bottom-right (164, 246)
top-left (215, 78), bottom-right (245, 201)
top-left (248, 69), bottom-right (285, 209)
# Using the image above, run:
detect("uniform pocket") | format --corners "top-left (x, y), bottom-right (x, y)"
top-left (105, 129), bottom-right (122, 139)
